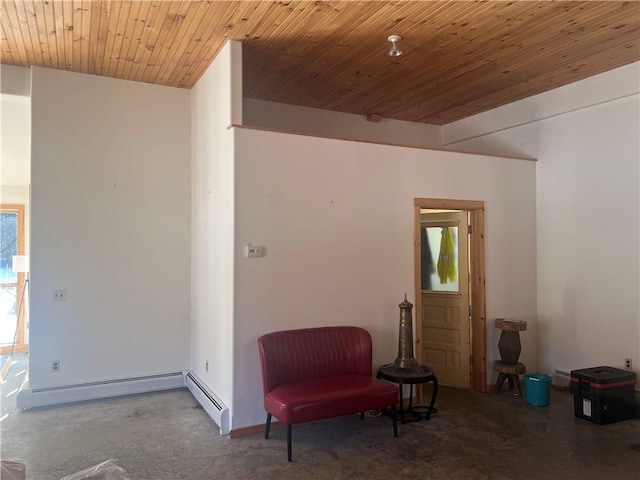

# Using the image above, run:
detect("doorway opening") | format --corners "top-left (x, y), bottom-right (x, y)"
top-left (414, 198), bottom-right (487, 392)
top-left (1, 204), bottom-right (29, 383)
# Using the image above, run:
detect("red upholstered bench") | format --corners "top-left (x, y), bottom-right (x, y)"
top-left (258, 326), bottom-right (398, 461)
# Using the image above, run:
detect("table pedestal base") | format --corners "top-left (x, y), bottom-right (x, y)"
top-left (377, 364), bottom-right (438, 424)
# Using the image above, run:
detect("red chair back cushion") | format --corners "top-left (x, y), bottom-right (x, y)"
top-left (258, 326), bottom-right (373, 394)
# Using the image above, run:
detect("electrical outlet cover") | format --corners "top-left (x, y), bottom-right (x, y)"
top-left (53, 289), bottom-right (68, 302)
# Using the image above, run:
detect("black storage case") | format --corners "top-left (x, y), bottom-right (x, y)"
top-left (570, 366), bottom-right (637, 425)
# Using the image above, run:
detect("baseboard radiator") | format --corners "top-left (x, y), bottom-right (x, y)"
top-left (553, 369), bottom-right (571, 389)
top-left (185, 371), bottom-right (230, 435)
top-left (16, 370), bottom-right (230, 435)
top-left (17, 372), bottom-right (185, 409)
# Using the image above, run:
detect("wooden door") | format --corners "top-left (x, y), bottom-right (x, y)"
top-left (420, 211), bottom-right (471, 388)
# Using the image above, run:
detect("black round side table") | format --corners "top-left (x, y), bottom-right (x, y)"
top-left (376, 364), bottom-right (438, 424)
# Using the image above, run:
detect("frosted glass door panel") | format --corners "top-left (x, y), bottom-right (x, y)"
top-left (421, 226), bottom-right (459, 292)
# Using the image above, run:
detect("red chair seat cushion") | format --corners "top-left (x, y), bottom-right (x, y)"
top-left (265, 375), bottom-right (397, 425)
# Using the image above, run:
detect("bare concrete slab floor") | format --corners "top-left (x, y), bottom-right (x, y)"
top-left (1, 385), bottom-right (638, 480)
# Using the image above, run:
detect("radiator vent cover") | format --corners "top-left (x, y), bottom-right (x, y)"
top-left (185, 371), bottom-right (230, 435)
top-left (553, 369), bottom-right (571, 389)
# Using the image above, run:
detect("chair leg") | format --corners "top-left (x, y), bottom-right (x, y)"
top-left (426, 377), bottom-right (438, 420)
top-left (360, 411), bottom-right (364, 419)
top-left (391, 404), bottom-right (398, 438)
top-left (264, 413), bottom-right (272, 439)
top-left (514, 375), bottom-right (523, 398)
top-left (287, 424), bottom-right (292, 462)
top-left (495, 373), bottom-right (508, 394)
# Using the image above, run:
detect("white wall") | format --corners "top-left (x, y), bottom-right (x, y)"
top-left (29, 67), bottom-right (191, 389)
top-left (0, 65), bottom-right (31, 96)
top-left (190, 41), bottom-right (242, 415)
top-left (1, 94), bottom-right (31, 187)
top-left (441, 63), bottom-right (640, 159)
top-left (0, 67), bottom-right (31, 250)
top-left (442, 62), bottom-right (640, 376)
top-left (0, 185), bottom-right (29, 204)
top-left (232, 128), bottom-right (537, 429)
top-left (244, 98), bottom-right (441, 149)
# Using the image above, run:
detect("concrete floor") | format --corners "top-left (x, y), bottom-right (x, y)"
top-left (1, 378), bottom-right (639, 480)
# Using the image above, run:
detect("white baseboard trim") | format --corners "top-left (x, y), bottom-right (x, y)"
top-left (16, 372), bottom-right (185, 409)
top-left (185, 371), bottom-right (230, 435)
top-left (16, 370), bottom-right (231, 436)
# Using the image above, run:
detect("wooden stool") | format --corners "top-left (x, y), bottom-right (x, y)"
top-left (494, 319), bottom-right (527, 397)
top-left (494, 361), bottom-right (526, 396)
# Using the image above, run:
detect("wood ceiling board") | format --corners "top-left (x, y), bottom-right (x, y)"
top-left (50, 0), bottom-right (65, 69)
top-left (171, 0), bottom-right (259, 86)
top-left (149, 1), bottom-right (213, 85)
top-left (12, 0), bottom-right (34, 66)
top-left (246, 1), bottom-right (639, 124)
top-left (114, 0), bottom-right (144, 79)
top-left (141, 1), bottom-right (188, 84)
top-left (105, 0), bottom-right (131, 78)
top-left (241, 1), bottom-right (397, 101)
top-left (71, 0), bottom-right (82, 71)
top-left (32, 1), bottom-right (51, 68)
top-left (161, 1), bottom-right (217, 87)
top-left (0, 2), bottom-right (20, 66)
top-left (129, 1), bottom-right (170, 82)
top-left (21, 2), bottom-right (41, 66)
top-left (91, 0), bottom-right (111, 75)
top-left (173, 1), bottom-right (243, 87)
top-left (1, 1), bottom-right (638, 124)
top-left (411, 8), bottom-right (640, 122)
top-left (81, 0), bottom-right (94, 73)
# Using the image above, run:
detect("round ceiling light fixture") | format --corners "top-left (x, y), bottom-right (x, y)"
top-left (388, 34), bottom-right (402, 57)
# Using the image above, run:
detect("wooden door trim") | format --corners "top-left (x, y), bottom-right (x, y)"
top-left (413, 198), bottom-right (487, 392)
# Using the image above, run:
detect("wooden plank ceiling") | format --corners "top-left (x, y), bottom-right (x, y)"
top-left (1, 1), bottom-right (638, 125)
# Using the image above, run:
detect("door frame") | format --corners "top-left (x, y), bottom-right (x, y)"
top-left (1, 204), bottom-right (27, 355)
top-left (414, 198), bottom-right (487, 392)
